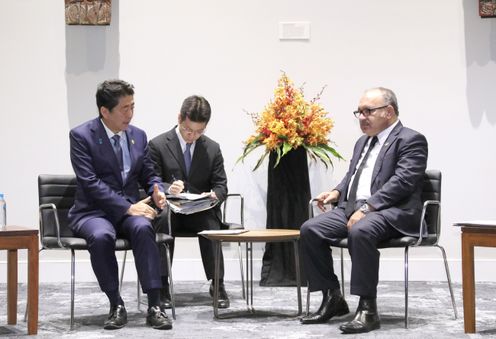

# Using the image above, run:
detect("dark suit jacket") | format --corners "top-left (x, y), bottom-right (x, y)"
top-left (68, 118), bottom-right (163, 231)
top-left (335, 122), bottom-right (428, 237)
top-left (148, 127), bottom-right (228, 223)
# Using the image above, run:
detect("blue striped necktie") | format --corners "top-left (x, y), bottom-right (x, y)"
top-left (184, 143), bottom-right (192, 175)
top-left (112, 134), bottom-right (124, 171)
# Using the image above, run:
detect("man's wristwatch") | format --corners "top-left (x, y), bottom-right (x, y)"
top-left (359, 203), bottom-right (371, 215)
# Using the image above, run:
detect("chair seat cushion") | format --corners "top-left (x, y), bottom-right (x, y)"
top-left (378, 236), bottom-right (418, 248)
top-left (42, 237), bottom-right (133, 250)
top-left (222, 222), bottom-right (244, 230)
top-left (42, 236), bottom-right (88, 250)
top-left (329, 235), bottom-right (438, 249)
top-left (115, 238), bottom-right (131, 250)
top-left (156, 233), bottom-right (174, 243)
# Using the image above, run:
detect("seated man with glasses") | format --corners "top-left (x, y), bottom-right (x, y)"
top-left (299, 87), bottom-right (428, 334)
top-left (149, 95), bottom-right (230, 309)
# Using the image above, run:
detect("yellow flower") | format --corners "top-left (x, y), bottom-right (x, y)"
top-left (238, 72), bottom-right (343, 170)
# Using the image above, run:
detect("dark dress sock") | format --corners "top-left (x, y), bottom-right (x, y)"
top-left (147, 288), bottom-right (161, 308)
top-left (105, 289), bottom-right (123, 307)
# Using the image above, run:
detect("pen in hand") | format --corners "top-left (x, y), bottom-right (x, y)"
top-left (169, 174), bottom-right (185, 195)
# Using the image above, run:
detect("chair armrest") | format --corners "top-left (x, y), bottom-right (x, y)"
top-left (414, 199), bottom-right (440, 246)
top-left (39, 203), bottom-right (65, 249)
top-left (308, 198), bottom-right (335, 218)
top-left (222, 193), bottom-right (244, 227)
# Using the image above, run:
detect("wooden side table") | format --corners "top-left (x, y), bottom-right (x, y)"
top-left (201, 229), bottom-right (301, 318)
top-left (0, 225), bottom-right (39, 335)
top-left (454, 221), bottom-right (496, 333)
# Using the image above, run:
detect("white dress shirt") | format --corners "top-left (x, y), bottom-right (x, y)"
top-left (348, 120), bottom-right (399, 201)
top-left (101, 119), bottom-right (131, 181)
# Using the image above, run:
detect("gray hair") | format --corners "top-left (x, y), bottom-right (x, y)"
top-left (367, 87), bottom-right (399, 116)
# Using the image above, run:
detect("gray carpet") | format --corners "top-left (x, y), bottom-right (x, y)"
top-left (1, 281), bottom-right (495, 338)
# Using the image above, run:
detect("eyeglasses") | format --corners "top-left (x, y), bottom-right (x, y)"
top-left (353, 105), bottom-right (389, 118)
top-left (179, 124), bottom-right (206, 136)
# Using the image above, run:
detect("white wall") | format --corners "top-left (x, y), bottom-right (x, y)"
top-left (1, 0), bottom-right (496, 283)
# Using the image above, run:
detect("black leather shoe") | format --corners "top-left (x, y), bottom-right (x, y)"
top-left (339, 297), bottom-right (380, 334)
top-left (160, 287), bottom-right (172, 309)
top-left (209, 281), bottom-right (230, 309)
top-left (103, 304), bottom-right (127, 330)
top-left (146, 306), bottom-right (173, 330)
top-left (300, 289), bottom-right (349, 324)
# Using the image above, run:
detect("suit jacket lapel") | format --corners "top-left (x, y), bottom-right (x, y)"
top-left (166, 129), bottom-right (188, 179)
top-left (125, 127), bottom-right (136, 181)
top-left (371, 121), bottom-right (403, 185)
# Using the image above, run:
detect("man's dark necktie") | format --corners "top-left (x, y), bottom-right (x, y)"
top-left (184, 143), bottom-right (192, 175)
top-left (344, 136), bottom-right (378, 217)
top-left (112, 134), bottom-right (124, 171)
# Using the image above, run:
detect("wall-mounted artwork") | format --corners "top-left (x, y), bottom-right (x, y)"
top-left (65, 0), bottom-right (111, 25)
top-left (480, 0), bottom-right (496, 17)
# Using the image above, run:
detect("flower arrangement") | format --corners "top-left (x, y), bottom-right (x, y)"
top-left (238, 73), bottom-right (343, 170)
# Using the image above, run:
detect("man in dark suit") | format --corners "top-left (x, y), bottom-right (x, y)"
top-left (299, 87), bottom-right (428, 334)
top-left (68, 80), bottom-right (172, 330)
top-left (149, 95), bottom-right (230, 308)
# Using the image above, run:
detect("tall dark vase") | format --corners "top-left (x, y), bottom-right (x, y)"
top-left (260, 147), bottom-right (310, 286)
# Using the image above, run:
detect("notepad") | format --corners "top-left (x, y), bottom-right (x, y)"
top-left (166, 192), bottom-right (210, 201)
top-left (198, 229), bottom-right (248, 235)
top-left (167, 198), bottom-right (219, 215)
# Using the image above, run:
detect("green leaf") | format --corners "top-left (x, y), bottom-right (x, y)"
top-left (318, 144), bottom-right (345, 161)
top-left (236, 143), bottom-right (261, 165)
top-left (253, 150), bottom-right (269, 171)
top-left (281, 142), bottom-right (293, 157)
top-left (273, 146), bottom-right (283, 168)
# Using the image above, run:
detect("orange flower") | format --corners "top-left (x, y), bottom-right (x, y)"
top-left (238, 73), bottom-right (343, 170)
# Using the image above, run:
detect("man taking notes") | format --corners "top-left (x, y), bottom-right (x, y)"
top-left (149, 95), bottom-right (230, 309)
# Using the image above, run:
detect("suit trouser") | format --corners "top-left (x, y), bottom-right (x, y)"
top-left (75, 216), bottom-right (162, 293)
top-left (154, 208), bottom-right (225, 281)
top-left (300, 207), bottom-right (402, 297)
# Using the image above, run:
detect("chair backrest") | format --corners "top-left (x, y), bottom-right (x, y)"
top-left (421, 169), bottom-right (442, 238)
top-left (38, 174), bottom-right (78, 240)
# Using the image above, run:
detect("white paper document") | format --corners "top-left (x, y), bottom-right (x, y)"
top-left (167, 198), bottom-right (219, 215)
top-left (166, 192), bottom-right (210, 201)
top-left (198, 229), bottom-right (248, 235)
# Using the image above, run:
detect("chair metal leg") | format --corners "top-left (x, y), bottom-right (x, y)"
top-left (294, 240), bottom-right (302, 315)
top-left (238, 242), bottom-right (246, 299)
top-left (340, 248), bottom-right (345, 298)
top-left (137, 278), bottom-right (142, 311)
top-left (70, 249), bottom-right (76, 330)
top-left (437, 244), bottom-right (458, 319)
top-left (119, 250), bottom-right (127, 292)
top-left (404, 246), bottom-right (409, 329)
top-left (306, 288), bottom-right (310, 315)
top-left (164, 243), bottom-right (176, 320)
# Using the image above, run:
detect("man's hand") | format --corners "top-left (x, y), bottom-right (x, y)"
top-left (346, 210), bottom-right (366, 230)
top-left (127, 196), bottom-right (158, 220)
top-left (168, 180), bottom-right (184, 195)
top-left (316, 190), bottom-right (340, 212)
top-left (152, 183), bottom-right (166, 210)
top-left (205, 190), bottom-right (217, 199)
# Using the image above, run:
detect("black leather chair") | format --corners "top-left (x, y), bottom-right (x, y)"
top-left (37, 174), bottom-right (175, 329)
top-left (166, 193), bottom-right (246, 298)
top-left (305, 170), bottom-right (457, 328)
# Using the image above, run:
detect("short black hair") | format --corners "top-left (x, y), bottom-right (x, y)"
top-left (96, 79), bottom-right (135, 117)
top-left (179, 95), bottom-right (211, 123)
